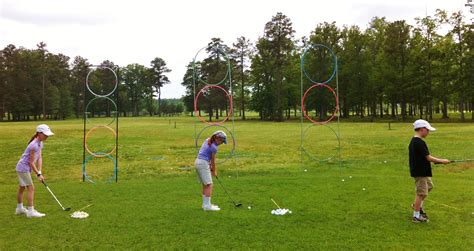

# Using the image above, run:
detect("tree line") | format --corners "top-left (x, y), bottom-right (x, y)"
top-left (181, 10), bottom-right (473, 122)
top-left (0, 42), bottom-right (172, 121)
top-left (1, 9), bottom-right (472, 122)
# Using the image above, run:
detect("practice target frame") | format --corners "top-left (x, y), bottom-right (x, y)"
top-left (300, 44), bottom-right (341, 169)
top-left (83, 65), bottom-right (119, 183)
top-left (192, 45), bottom-right (237, 170)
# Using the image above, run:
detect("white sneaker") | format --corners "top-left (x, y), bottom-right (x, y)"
top-left (202, 204), bottom-right (220, 209)
top-left (203, 205), bottom-right (221, 211)
top-left (27, 210), bottom-right (45, 218)
top-left (15, 207), bottom-right (28, 215)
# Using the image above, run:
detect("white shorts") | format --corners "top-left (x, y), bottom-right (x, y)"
top-left (195, 158), bottom-right (212, 185)
top-left (18, 172), bottom-right (33, 187)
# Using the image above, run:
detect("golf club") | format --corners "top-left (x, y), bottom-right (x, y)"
top-left (271, 198), bottom-right (282, 209)
top-left (435, 159), bottom-right (474, 164)
top-left (215, 176), bottom-right (242, 207)
top-left (42, 181), bottom-right (71, 211)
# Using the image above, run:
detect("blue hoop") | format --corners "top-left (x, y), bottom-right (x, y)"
top-left (301, 44), bottom-right (337, 84)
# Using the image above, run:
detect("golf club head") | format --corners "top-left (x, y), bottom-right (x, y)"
top-left (65, 208), bottom-right (71, 211)
top-left (235, 203), bottom-right (243, 207)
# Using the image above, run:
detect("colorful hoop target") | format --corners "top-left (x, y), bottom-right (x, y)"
top-left (192, 46), bottom-right (231, 86)
top-left (82, 152), bottom-right (118, 184)
top-left (302, 84), bottom-right (339, 125)
top-left (86, 66), bottom-right (118, 97)
top-left (301, 123), bottom-right (340, 162)
top-left (301, 44), bottom-right (337, 84)
top-left (85, 125), bottom-right (117, 157)
top-left (194, 85), bottom-right (233, 125)
top-left (195, 124), bottom-right (236, 164)
top-left (85, 96), bottom-right (117, 126)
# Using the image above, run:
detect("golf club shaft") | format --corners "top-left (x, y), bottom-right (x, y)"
top-left (42, 182), bottom-right (66, 210)
top-left (435, 159), bottom-right (474, 164)
top-left (271, 198), bottom-right (282, 209)
top-left (215, 176), bottom-right (238, 206)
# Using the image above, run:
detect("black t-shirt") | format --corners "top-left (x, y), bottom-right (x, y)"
top-left (408, 137), bottom-right (432, 177)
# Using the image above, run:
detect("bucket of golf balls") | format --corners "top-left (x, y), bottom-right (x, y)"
top-left (71, 211), bottom-right (89, 219)
top-left (271, 208), bottom-right (292, 216)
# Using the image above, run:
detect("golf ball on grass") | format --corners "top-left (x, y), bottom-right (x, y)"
top-left (362, 188), bottom-right (366, 191)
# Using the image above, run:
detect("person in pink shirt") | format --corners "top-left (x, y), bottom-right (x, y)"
top-left (15, 124), bottom-right (54, 218)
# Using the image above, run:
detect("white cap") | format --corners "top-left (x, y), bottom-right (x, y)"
top-left (212, 130), bottom-right (227, 144)
top-left (413, 119), bottom-right (436, 131)
top-left (36, 124), bottom-right (54, 136)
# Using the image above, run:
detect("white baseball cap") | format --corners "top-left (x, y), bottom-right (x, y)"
top-left (413, 119), bottom-right (436, 131)
top-left (36, 124), bottom-right (54, 136)
top-left (213, 130), bottom-right (227, 144)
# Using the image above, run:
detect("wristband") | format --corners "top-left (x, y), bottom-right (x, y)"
top-left (37, 172), bottom-right (42, 177)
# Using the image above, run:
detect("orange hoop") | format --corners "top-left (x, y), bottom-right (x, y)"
top-left (85, 125), bottom-right (117, 157)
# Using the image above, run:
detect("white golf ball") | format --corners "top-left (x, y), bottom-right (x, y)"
top-left (248, 206), bottom-right (251, 210)
top-left (228, 176), bottom-right (231, 178)
top-left (362, 188), bottom-right (366, 191)
top-left (383, 161), bottom-right (387, 163)
top-left (289, 210), bottom-right (292, 214)
top-left (304, 169), bottom-right (307, 172)
top-left (349, 176), bottom-right (352, 179)
top-left (342, 179), bottom-right (345, 182)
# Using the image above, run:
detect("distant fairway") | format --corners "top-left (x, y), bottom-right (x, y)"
top-left (1, 117), bottom-right (473, 249)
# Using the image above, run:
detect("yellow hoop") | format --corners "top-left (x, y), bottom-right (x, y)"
top-left (85, 125), bottom-right (117, 157)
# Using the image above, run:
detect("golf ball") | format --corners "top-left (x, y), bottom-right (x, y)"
top-left (349, 176), bottom-right (352, 179)
top-left (384, 161), bottom-right (387, 163)
top-left (248, 206), bottom-right (252, 210)
top-left (362, 188), bottom-right (366, 191)
top-left (342, 179), bottom-right (345, 182)
top-left (304, 169), bottom-right (307, 172)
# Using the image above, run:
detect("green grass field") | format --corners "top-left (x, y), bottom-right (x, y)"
top-left (1, 117), bottom-right (473, 250)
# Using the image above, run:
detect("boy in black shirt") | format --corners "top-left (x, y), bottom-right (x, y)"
top-left (409, 119), bottom-right (449, 223)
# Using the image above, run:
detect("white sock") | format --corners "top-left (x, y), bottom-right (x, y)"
top-left (17, 203), bottom-right (23, 209)
top-left (203, 196), bottom-right (211, 207)
top-left (27, 206), bottom-right (34, 212)
top-left (413, 211), bottom-right (420, 218)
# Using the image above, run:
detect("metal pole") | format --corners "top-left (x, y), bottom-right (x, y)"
top-left (82, 70), bottom-right (87, 182)
top-left (115, 69), bottom-right (119, 183)
top-left (300, 48), bottom-right (305, 169)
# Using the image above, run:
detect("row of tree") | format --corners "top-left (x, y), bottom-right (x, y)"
top-left (0, 42), bottom-right (172, 121)
top-left (1, 9), bottom-right (472, 122)
top-left (181, 10), bottom-right (473, 121)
